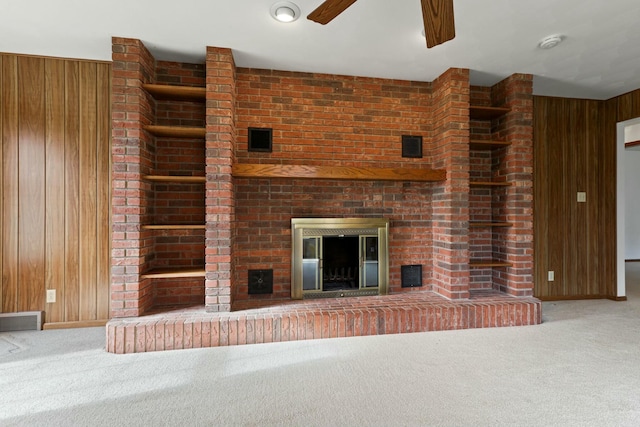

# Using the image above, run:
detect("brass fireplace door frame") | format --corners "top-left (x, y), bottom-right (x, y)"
top-left (291, 218), bottom-right (389, 299)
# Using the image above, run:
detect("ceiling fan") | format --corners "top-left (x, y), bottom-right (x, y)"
top-left (307, 0), bottom-right (455, 48)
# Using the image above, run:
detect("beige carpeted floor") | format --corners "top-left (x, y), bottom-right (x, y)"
top-left (1, 263), bottom-right (639, 427)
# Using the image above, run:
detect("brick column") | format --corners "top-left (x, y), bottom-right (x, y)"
top-left (110, 37), bottom-right (156, 317)
top-left (205, 47), bottom-right (236, 312)
top-left (431, 68), bottom-right (471, 299)
top-left (491, 74), bottom-right (534, 297)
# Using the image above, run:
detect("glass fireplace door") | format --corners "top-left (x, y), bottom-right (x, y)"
top-left (360, 236), bottom-right (379, 288)
top-left (302, 237), bottom-right (322, 291)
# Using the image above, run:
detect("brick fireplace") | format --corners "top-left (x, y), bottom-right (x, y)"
top-left (107, 37), bottom-right (540, 353)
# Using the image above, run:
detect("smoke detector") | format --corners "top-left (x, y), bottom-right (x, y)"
top-left (538, 34), bottom-right (564, 49)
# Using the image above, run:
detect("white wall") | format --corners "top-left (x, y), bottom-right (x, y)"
top-left (625, 148), bottom-right (640, 259)
top-left (625, 122), bottom-right (640, 260)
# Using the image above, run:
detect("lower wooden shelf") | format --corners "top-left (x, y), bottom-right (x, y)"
top-left (469, 260), bottom-right (513, 268)
top-left (141, 268), bottom-right (206, 279)
top-left (142, 225), bottom-right (205, 230)
top-left (469, 222), bottom-right (513, 228)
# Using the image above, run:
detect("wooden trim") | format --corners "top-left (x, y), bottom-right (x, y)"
top-left (43, 319), bottom-right (108, 329)
top-left (625, 140), bottom-right (640, 148)
top-left (142, 225), bottom-right (205, 230)
top-left (607, 296), bottom-right (628, 302)
top-left (625, 259), bottom-right (640, 262)
top-left (469, 222), bottom-right (513, 228)
top-left (469, 260), bottom-right (513, 268)
top-left (142, 84), bottom-right (206, 101)
top-left (232, 163), bottom-right (447, 182)
top-left (470, 106), bottom-right (510, 120)
top-left (469, 139), bottom-right (511, 150)
top-left (537, 295), bottom-right (606, 301)
top-left (143, 175), bottom-right (206, 183)
top-left (140, 268), bottom-right (206, 279)
top-left (469, 181), bottom-right (511, 187)
top-left (143, 125), bottom-right (206, 139)
top-left (0, 51), bottom-right (111, 65)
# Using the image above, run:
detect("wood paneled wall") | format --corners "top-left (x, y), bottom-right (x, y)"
top-left (0, 54), bottom-right (111, 324)
top-left (534, 96), bottom-right (618, 299)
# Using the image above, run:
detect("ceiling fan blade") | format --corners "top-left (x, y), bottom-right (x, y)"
top-left (307, 0), bottom-right (358, 24)
top-left (421, 0), bottom-right (456, 48)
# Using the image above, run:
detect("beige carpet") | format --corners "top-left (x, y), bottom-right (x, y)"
top-left (1, 263), bottom-right (639, 426)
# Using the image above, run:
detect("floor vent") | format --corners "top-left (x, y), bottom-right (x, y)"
top-left (0, 311), bottom-right (44, 332)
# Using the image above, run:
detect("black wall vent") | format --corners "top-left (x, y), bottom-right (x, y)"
top-left (248, 127), bottom-right (273, 152)
top-left (248, 269), bottom-right (274, 294)
top-left (401, 265), bottom-right (423, 288)
top-left (401, 135), bottom-right (423, 158)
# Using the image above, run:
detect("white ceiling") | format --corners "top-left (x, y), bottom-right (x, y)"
top-left (1, 0), bottom-right (639, 100)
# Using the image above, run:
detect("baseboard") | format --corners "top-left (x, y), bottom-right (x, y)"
top-left (43, 319), bottom-right (108, 330)
top-left (607, 296), bottom-right (628, 302)
top-left (537, 295), bottom-right (605, 301)
top-left (625, 259), bottom-right (640, 263)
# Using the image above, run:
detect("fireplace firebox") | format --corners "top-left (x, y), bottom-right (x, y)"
top-left (291, 218), bottom-right (389, 299)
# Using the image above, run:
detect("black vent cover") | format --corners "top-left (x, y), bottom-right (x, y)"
top-left (248, 269), bottom-right (273, 294)
top-left (401, 265), bottom-right (423, 288)
top-left (402, 135), bottom-right (423, 158)
top-left (248, 127), bottom-right (273, 152)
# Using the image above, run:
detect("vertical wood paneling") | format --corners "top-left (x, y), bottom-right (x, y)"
top-left (45, 58), bottom-right (67, 323)
top-left (2, 56), bottom-right (20, 313)
top-left (96, 63), bottom-right (111, 320)
top-left (18, 57), bottom-right (46, 311)
top-left (534, 96), bottom-right (617, 299)
top-left (1, 54), bottom-right (110, 323)
top-left (78, 62), bottom-right (98, 321)
top-left (64, 60), bottom-right (81, 322)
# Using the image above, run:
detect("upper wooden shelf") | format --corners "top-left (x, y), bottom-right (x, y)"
top-left (470, 181), bottom-right (511, 187)
top-left (232, 164), bottom-right (446, 182)
top-left (469, 139), bottom-right (511, 150)
top-left (626, 140), bottom-right (640, 149)
top-left (469, 260), bottom-right (513, 268)
top-left (143, 125), bottom-right (206, 139)
top-left (142, 84), bottom-right (206, 101)
top-left (142, 225), bottom-right (206, 230)
top-left (141, 268), bottom-right (206, 279)
top-left (469, 222), bottom-right (513, 228)
top-left (143, 175), bottom-right (206, 183)
top-left (470, 106), bottom-right (510, 120)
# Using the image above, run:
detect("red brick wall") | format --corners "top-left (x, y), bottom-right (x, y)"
top-left (233, 70), bottom-right (435, 302)
top-left (111, 37), bottom-right (157, 317)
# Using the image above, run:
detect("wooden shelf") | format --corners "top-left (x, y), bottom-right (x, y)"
top-left (470, 181), bottom-right (511, 187)
top-left (470, 106), bottom-right (511, 120)
top-left (469, 260), bottom-right (513, 268)
top-left (143, 125), bottom-right (205, 139)
top-left (143, 175), bottom-right (206, 183)
top-left (141, 268), bottom-right (206, 279)
top-left (142, 225), bottom-right (205, 230)
top-left (469, 139), bottom-right (511, 150)
top-left (232, 164), bottom-right (446, 182)
top-left (626, 140), bottom-right (640, 149)
top-left (142, 84), bottom-right (206, 101)
top-left (469, 222), bottom-right (513, 228)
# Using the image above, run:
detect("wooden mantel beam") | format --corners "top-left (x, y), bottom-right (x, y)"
top-left (232, 163), bottom-right (446, 182)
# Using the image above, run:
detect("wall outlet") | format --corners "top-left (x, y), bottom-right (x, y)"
top-left (46, 289), bottom-right (56, 303)
top-left (577, 192), bottom-right (586, 202)
top-left (548, 271), bottom-right (555, 282)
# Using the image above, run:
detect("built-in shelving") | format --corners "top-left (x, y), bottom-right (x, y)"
top-left (469, 260), bottom-right (513, 268)
top-left (469, 181), bottom-right (512, 187)
top-left (469, 106), bottom-right (511, 120)
top-left (142, 84), bottom-right (206, 101)
top-left (143, 175), bottom-right (206, 183)
top-left (469, 222), bottom-right (513, 228)
top-left (143, 125), bottom-right (206, 139)
top-left (142, 225), bottom-right (206, 230)
top-left (140, 268), bottom-right (206, 279)
top-left (232, 163), bottom-right (446, 182)
top-left (469, 139), bottom-right (511, 150)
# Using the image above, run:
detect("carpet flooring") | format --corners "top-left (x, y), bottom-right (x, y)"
top-left (1, 263), bottom-right (639, 426)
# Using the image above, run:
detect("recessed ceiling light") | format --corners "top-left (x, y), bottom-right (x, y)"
top-left (270, 1), bottom-right (300, 23)
top-left (538, 34), bottom-right (565, 49)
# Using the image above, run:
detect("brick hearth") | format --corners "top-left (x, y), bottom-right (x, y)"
top-left (106, 291), bottom-right (541, 354)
